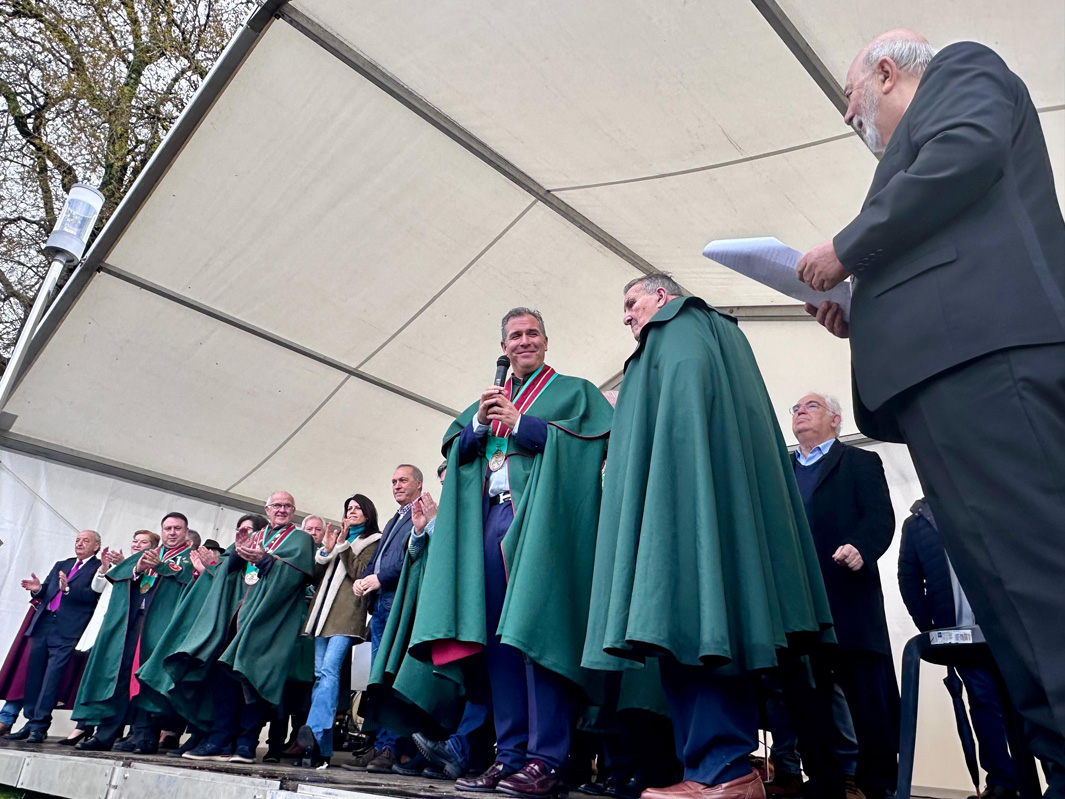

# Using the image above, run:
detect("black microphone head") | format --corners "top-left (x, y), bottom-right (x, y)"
top-left (496, 355), bottom-right (511, 368)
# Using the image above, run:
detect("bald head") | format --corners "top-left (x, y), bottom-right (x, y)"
top-left (844, 29), bottom-right (936, 154)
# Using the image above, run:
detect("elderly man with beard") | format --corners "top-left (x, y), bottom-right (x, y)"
top-left (74, 514), bottom-right (194, 753)
top-left (796, 30), bottom-right (1065, 785)
top-left (155, 492), bottom-right (314, 764)
top-left (584, 275), bottom-right (833, 799)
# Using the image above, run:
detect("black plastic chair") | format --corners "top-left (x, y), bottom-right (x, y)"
top-left (897, 624), bottom-right (1042, 799)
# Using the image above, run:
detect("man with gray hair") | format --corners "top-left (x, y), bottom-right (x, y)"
top-left (790, 392), bottom-right (897, 799)
top-left (796, 27), bottom-right (1065, 780)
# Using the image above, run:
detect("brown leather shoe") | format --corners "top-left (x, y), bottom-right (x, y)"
top-left (642, 771), bottom-right (765, 799)
top-left (340, 747), bottom-right (382, 771)
top-left (766, 772), bottom-right (802, 797)
top-left (458, 761), bottom-right (518, 792)
top-left (0, 723), bottom-right (10, 737)
top-left (497, 760), bottom-right (567, 798)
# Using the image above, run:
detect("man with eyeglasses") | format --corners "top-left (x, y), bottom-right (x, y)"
top-left (790, 393), bottom-right (898, 799)
top-left (151, 492), bottom-right (314, 764)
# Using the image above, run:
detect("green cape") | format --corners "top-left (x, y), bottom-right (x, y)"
top-left (582, 297), bottom-right (834, 675)
top-left (365, 541), bottom-right (464, 737)
top-left (72, 548), bottom-right (195, 724)
top-left (409, 372), bottom-right (612, 694)
top-left (148, 529), bottom-right (314, 726)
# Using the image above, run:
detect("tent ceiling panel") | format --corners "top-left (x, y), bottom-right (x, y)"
top-left (4, 275), bottom-right (344, 491)
top-left (559, 136), bottom-right (875, 305)
top-left (106, 20), bottom-right (534, 369)
top-left (291, 0), bottom-right (843, 189)
top-left (228, 376), bottom-right (452, 515)
top-left (360, 202), bottom-right (642, 409)
top-left (776, 0), bottom-right (1065, 107)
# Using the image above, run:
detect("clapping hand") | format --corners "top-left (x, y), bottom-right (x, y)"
top-left (135, 548), bottom-right (160, 576)
top-left (190, 548), bottom-right (205, 575)
top-left (99, 547), bottom-right (116, 575)
top-left (323, 523), bottom-right (340, 553)
top-left (412, 493), bottom-right (438, 535)
top-left (57, 571), bottom-right (69, 594)
top-left (21, 573), bottom-right (41, 594)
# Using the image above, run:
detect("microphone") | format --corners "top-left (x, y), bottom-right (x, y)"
top-left (493, 355), bottom-right (511, 387)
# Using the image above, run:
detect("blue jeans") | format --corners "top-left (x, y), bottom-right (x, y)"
top-left (307, 635), bottom-right (353, 757)
top-left (0, 700), bottom-right (21, 727)
top-left (957, 666), bottom-right (1017, 790)
top-left (369, 612), bottom-right (400, 754)
top-left (831, 682), bottom-right (859, 777)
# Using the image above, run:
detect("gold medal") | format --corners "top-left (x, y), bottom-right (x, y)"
top-left (139, 581), bottom-right (151, 594)
top-left (244, 571), bottom-right (260, 586)
top-left (488, 449), bottom-right (505, 472)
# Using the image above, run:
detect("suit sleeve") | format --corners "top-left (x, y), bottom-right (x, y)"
top-left (35, 562), bottom-right (63, 600)
top-left (377, 537), bottom-right (407, 592)
top-left (457, 421), bottom-right (484, 464)
top-left (835, 43), bottom-right (1015, 272)
top-left (845, 450), bottom-right (895, 565)
top-left (511, 414), bottom-right (548, 453)
top-left (897, 519), bottom-right (933, 631)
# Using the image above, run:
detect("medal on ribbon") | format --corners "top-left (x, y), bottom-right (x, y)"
top-left (138, 541), bottom-right (191, 595)
top-left (243, 523), bottom-right (295, 586)
top-left (485, 365), bottom-right (557, 472)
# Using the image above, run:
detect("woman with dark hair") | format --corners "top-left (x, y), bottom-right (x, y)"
top-left (297, 494), bottom-right (382, 767)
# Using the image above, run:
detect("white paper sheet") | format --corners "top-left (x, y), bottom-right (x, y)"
top-left (703, 237), bottom-right (852, 320)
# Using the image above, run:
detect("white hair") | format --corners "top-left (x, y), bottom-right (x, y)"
top-left (302, 515), bottom-right (324, 527)
top-left (862, 38), bottom-right (937, 77)
top-left (813, 392), bottom-right (844, 436)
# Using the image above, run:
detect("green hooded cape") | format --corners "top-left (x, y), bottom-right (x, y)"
top-left (409, 372), bottom-right (612, 695)
top-left (365, 541), bottom-right (464, 737)
top-left (72, 547), bottom-right (195, 724)
top-left (148, 528), bottom-right (314, 727)
top-left (582, 297), bottom-right (833, 675)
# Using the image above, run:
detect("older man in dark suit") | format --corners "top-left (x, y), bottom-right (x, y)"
top-left (791, 393), bottom-right (897, 799)
top-left (5, 529), bottom-right (102, 743)
top-left (796, 28), bottom-right (1065, 779)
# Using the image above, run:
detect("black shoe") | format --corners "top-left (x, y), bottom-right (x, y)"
top-left (159, 734), bottom-right (182, 750)
top-left (4, 727), bottom-right (30, 741)
top-left (75, 736), bottom-right (113, 752)
top-left (26, 730), bottom-right (46, 744)
top-left (229, 744), bottom-right (257, 763)
top-left (579, 784), bottom-right (607, 796)
top-left (169, 734), bottom-right (204, 757)
top-left (262, 750), bottom-right (282, 763)
top-left (393, 751), bottom-right (433, 776)
top-left (604, 777), bottom-right (644, 799)
top-left (182, 741), bottom-right (233, 761)
top-left (413, 732), bottom-right (467, 780)
top-left (113, 738), bottom-right (137, 752)
top-left (425, 766), bottom-right (454, 780)
top-left (58, 728), bottom-right (93, 747)
top-left (132, 742), bottom-right (158, 755)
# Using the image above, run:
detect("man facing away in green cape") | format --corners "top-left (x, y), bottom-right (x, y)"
top-left (408, 307), bottom-right (612, 798)
top-left (72, 512), bottom-right (195, 753)
top-left (582, 274), bottom-right (835, 799)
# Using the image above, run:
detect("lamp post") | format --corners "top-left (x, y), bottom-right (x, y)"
top-left (0, 183), bottom-right (105, 417)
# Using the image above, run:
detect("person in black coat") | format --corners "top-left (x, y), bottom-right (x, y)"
top-left (6, 529), bottom-right (102, 743)
top-left (791, 392), bottom-right (898, 799)
top-left (797, 29), bottom-right (1065, 779)
top-left (898, 500), bottom-right (1017, 799)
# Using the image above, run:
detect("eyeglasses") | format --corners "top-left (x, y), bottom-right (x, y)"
top-left (789, 401), bottom-right (825, 415)
top-left (267, 503), bottom-right (294, 511)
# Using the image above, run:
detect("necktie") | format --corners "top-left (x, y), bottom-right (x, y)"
top-left (48, 560), bottom-right (82, 612)
top-left (511, 377), bottom-right (523, 400)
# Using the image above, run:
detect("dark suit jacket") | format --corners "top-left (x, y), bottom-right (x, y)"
top-left (26, 555), bottom-right (101, 642)
top-left (898, 505), bottom-right (957, 632)
top-left (833, 42), bottom-right (1065, 440)
top-left (794, 442), bottom-right (895, 653)
top-left (364, 511), bottom-right (414, 617)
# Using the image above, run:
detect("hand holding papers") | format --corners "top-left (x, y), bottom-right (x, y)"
top-left (703, 237), bottom-right (852, 320)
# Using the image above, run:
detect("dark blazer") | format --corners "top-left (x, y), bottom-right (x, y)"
top-left (897, 504), bottom-right (956, 632)
top-left (833, 42), bottom-right (1065, 440)
top-left (26, 555), bottom-right (101, 641)
top-left (365, 510), bottom-right (414, 617)
top-left (793, 441), bottom-right (895, 653)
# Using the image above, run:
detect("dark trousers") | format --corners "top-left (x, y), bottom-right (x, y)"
top-left (95, 602), bottom-right (155, 747)
top-left (894, 343), bottom-right (1065, 768)
top-left (658, 658), bottom-right (757, 787)
top-left (206, 667), bottom-right (269, 751)
top-left (956, 666), bottom-right (1017, 790)
top-left (22, 614), bottom-right (77, 732)
top-left (483, 500), bottom-right (573, 771)
top-left (826, 650), bottom-right (900, 797)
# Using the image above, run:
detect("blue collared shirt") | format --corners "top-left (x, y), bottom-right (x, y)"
top-left (795, 437), bottom-right (836, 466)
